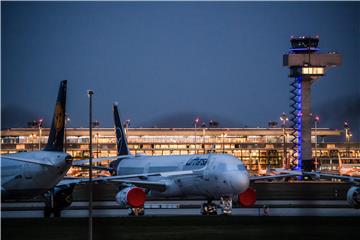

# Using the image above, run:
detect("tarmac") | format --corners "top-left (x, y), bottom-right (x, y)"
top-left (2, 200), bottom-right (359, 218)
top-left (2, 216), bottom-right (360, 240)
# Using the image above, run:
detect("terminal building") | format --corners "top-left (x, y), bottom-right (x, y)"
top-left (1, 127), bottom-right (359, 174)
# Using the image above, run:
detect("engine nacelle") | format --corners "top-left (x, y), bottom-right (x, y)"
top-left (238, 187), bottom-right (257, 207)
top-left (44, 185), bottom-right (75, 210)
top-left (115, 187), bottom-right (146, 208)
top-left (346, 186), bottom-right (360, 209)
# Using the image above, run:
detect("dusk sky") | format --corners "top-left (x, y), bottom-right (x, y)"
top-left (2, 2), bottom-right (359, 138)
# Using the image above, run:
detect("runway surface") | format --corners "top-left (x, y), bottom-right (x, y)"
top-left (3, 207), bottom-right (360, 218)
top-left (2, 200), bottom-right (359, 218)
top-left (3, 216), bottom-right (360, 240)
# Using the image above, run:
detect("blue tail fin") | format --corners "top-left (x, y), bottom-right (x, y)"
top-left (44, 80), bottom-right (67, 152)
top-left (113, 104), bottom-right (130, 156)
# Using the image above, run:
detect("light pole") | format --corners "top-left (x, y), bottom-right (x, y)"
top-left (29, 134), bottom-right (35, 151)
top-left (314, 115), bottom-right (320, 171)
top-left (222, 133), bottom-right (227, 153)
top-left (64, 114), bottom-right (70, 153)
top-left (124, 119), bottom-right (131, 135)
top-left (92, 121), bottom-right (100, 158)
top-left (280, 113), bottom-right (289, 169)
top-left (344, 121), bottom-right (351, 157)
top-left (202, 124), bottom-right (206, 154)
top-left (193, 117), bottom-right (200, 154)
top-left (38, 118), bottom-right (43, 150)
top-left (87, 90), bottom-right (94, 240)
top-left (95, 133), bottom-right (100, 158)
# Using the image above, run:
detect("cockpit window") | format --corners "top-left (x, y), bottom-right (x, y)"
top-left (238, 164), bottom-right (246, 171)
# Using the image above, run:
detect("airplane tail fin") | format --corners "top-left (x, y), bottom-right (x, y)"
top-left (113, 103), bottom-right (130, 156)
top-left (338, 152), bottom-right (343, 171)
top-left (44, 80), bottom-right (67, 152)
top-left (257, 158), bottom-right (261, 175)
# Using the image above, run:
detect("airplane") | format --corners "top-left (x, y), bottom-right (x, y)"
top-left (337, 153), bottom-right (360, 177)
top-left (256, 157), bottom-right (275, 176)
top-left (1, 80), bottom-right (75, 217)
top-left (75, 104), bottom-right (300, 216)
top-left (301, 153), bottom-right (360, 209)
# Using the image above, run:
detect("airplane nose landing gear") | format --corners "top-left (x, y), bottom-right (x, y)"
top-left (220, 196), bottom-right (232, 215)
top-left (128, 207), bottom-right (145, 216)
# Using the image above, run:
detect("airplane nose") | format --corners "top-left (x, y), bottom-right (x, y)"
top-left (230, 173), bottom-right (250, 193)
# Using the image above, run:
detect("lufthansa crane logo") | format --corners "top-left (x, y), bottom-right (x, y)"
top-left (54, 102), bottom-right (64, 135)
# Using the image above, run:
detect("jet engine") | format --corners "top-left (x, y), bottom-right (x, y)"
top-left (44, 185), bottom-right (75, 217)
top-left (346, 186), bottom-right (360, 209)
top-left (115, 187), bottom-right (146, 208)
top-left (53, 185), bottom-right (74, 210)
top-left (238, 187), bottom-right (257, 207)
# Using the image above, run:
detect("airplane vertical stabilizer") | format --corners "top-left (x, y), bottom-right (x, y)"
top-left (113, 104), bottom-right (130, 156)
top-left (44, 80), bottom-right (67, 152)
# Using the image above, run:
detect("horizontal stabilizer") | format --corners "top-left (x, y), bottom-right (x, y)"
top-left (303, 172), bottom-right (360, 183)
top-left (72, 164), bottom-right (112, 172)
top-left (111, 179), bottom-right (167, 192)
top-left (74, 156), bottom-right (127, 165)
top-left (0, 156), bottom-right (54, 166)
top-left (59, 170), bottom-right (196, 190)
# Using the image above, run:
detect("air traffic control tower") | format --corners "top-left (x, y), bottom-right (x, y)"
top-left (283, 36), bottom-right (341, 172)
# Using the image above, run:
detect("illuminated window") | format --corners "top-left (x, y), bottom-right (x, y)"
top-left (302, 67), bottom-right (324, 75)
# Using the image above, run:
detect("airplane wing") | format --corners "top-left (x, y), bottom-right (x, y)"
top-left (110, 180), bottom-right (166, 191)
top-left (71, 164), bottom-right (112, 172)
top-left (249, 172), bottom-right (301, 181)
top-left (56, 170), bottom-right (196, 191)
top-left (303, 171), bottom-right (360, 183)
top-left (74, 156), bottom-right (125, 165)
top-left (93, 170), bottom-right (196, 181)
top-left (0, 155), bottom-right (54, 166)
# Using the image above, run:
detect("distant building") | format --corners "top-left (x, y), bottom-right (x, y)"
top-left (1, 127), bottom-right (359, 173)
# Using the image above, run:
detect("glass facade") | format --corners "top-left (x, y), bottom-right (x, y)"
top-left (1, 127), bottom-right (359, 175)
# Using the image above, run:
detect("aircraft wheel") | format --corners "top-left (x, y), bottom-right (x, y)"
top-left (128, 207), bottom-right (144, 216)
top-left (44, 206), bottom-right (52, 218)
top-left (53, 208), bottom-right (61, 218)
top-left (220, 196), bottom-right (233, 215)
top-left (201, 202), bottom-right (217, 215)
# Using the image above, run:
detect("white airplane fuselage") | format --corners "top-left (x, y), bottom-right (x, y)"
top-left (1, 151), bottom-right (72, 199)
top-left (116, 153), bottom-right (250, 199)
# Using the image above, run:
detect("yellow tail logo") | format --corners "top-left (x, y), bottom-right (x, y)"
top-left (54, 102), bottom-right (64, 135)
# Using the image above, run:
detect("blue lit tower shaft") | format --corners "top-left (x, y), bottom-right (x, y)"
top-left (289, 75), bottom-right (313, 170)
top-left (300, 77), bottom-right (313, 170)
top-left (284, 36), bottom-right (341, 171)
top-left (289, 77), bottom-right (301, 168)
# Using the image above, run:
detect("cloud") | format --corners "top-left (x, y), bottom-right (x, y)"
top-left (314, 93), bottom-right (360, 140)
top-left (1, 104), bottom-right (48, 128)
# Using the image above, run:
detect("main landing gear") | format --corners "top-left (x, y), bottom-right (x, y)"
top-left (43, 189), bottom-right (62, 218)
top-left (43, 185), bottom-right (74, 218)
top-left (220, 196), bottom-right (232, 215)
top-left (201, 197), bottom-right (233, 216)
top-left (201, 200), bottom-right (218, 215)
